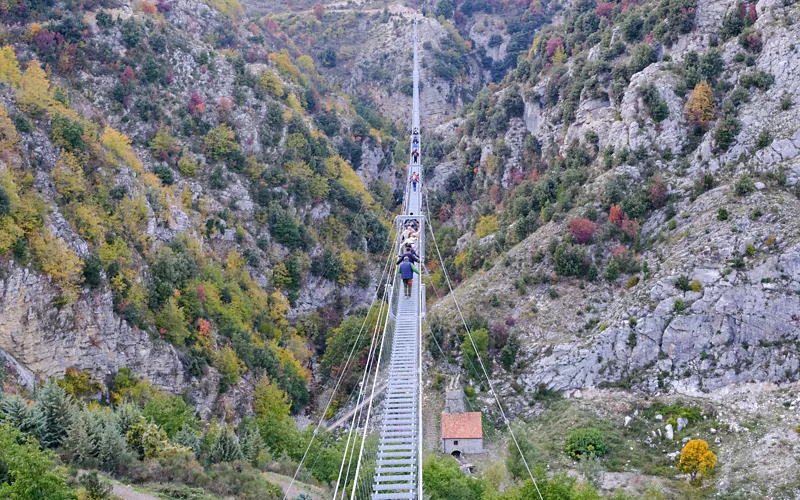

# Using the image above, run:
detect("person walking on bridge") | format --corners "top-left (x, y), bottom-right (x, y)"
top-left (410, 172), bottom-right (420, 192)
top-left (397, 244), bottom-right (419, 265)
top-left (398, 256), bottom-right (419, 297)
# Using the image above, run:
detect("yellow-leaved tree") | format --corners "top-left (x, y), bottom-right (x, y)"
top-left (0, 103), bottom-right (20, 157)
top-left (259, 70), bottom-right (284, 99)
top-left (475, 214), bottom-right (499, 238)
top-left (30, 230), bottom-right (84, 301)
top-left (685, 80), bottom-right (715, 126)
top-left (678, 439), bottom-right (717, 485)
top-left (17, 60), bottom-right (53, 116)
top-left (0, 45), bottom-right (21, 86)
top-left (101, 126), bottom-right (144, 173)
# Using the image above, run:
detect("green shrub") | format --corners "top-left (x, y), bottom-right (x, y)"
top-left (755, 129), bottom-right (771, 150)
top-left (642, 84), bottom-right (670, 123)
top-left (734, 174), bottom-right (754, 196)
top-left (674, 275), bottom-right (691, 291)
top-left (553, 243), bottom-right (591, 277)
top-left (673, 298), bottom-right (686, 313)
top-left (740, 70), bottom-right (774, 90)
top-left (713, 113), bottom-right (740, 152)
top-left (565, 428), bottom-right (608, 459)
top-left (780, 92), bottom-right (793, 111)
top-left (717, 207), bottom-right (729, 221)
top-left (605, 258), bottom-right (620, 281)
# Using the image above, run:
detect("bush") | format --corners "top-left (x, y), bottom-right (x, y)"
top-left (717, 207), bottom-right (728, 221)
top-left (568, 219), bottom-right (595, 244)
top-left (734, 174), bottom-right (754, 195)
top-left (565, 428), bottom-right (608, 459)
top-left (605, 258), bottom-right (620, 281)
top-left (713, 113), bottom-right (740, 152)
top-left (629, 43), bottom-right (657, 74)
top-left (152, 165), bottom-right (175, 185)
top-left (740, 70), bottom-right (773, 90)
top-left (755, 129), bottom-right (771, 149)
top-left (642, 84), bottom-right (669, 123)
top-left (553, 243), bottom-right (591, 277)
top-left (674, 275), bottom-right (691, 291)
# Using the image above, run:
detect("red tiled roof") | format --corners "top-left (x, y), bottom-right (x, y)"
top-left (441, 412), bottom-right (482, 439)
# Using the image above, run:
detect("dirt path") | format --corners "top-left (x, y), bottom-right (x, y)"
top-left (111, 483), bottom-right (162, 500)
top-left (264, 471), bottom-right (328, 500)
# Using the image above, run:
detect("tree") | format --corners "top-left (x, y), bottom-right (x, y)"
top-left (423, 455), bottom-right (485, 500)
top-left (97, 419), bottom-right (128, 472)
top-left (312, 2), bottom-right (325, 20)
top-left (568, 219), bottom-right (595, 244)
top-left (253, 374), bottom-right (291, 419)
top-left (320, 48), bottom-right (337, 68)
top-left (204, 124), bottom-right (239, 160)
top-left (500, 333), bottom-right (520, 370)
top-left (188, 92), bottom-right (205, 115)
top-left (209, 424), bottom-right (244, 463)
top-left (79, 471), bottom-right (112, 500)
top-left (214, 345), bottom-right (245, 391)
top-left (18, 59), bottom-right (52, 116)
top-left (678, 439), bottom-right (716, 485)
top-left (475, 215), bottom-right (498, 238)
top-left (461, 328), bottom-right (490, 379)
top-left (0, 104), bottom-right (19, 156)
top-left (0, 424), bottom-right (74, 500)
top-left (155, 297), bottom-right (190, 346)
top-left (32, 380), bottom-right (73, 449)
top-left (435, 0), bottom-right (454, 19)
top-left (685, 81), bottom-right (715, 126)
top-left (0, 45), bottom-right (21, 86)
top-left (142, 392), bottom-right (195, 437)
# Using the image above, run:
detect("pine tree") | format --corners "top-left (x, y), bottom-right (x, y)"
top-left (238, 422), bottom-right (263, 463)
top-left (114, 402), bottom-right (141, 435)
top-left (209, 424), bottom-right (244, 463)
top-left (64, 410), bottom-right (97, 466)
top-left (97, 419), bottom-right (128, 472)
top-left (174, 423), bottom-right (200, 456)
top-left (2, 394), bottom-right (33, 430)
top-left (33, 380), bottom-right (73, 448)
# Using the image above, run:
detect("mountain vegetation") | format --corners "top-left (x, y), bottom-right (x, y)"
top-left (0, 0), bottom-right (799, 497)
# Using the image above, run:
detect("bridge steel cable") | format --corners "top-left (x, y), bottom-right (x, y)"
top-left (422, 188), bottom-right (545, 500)
top-left (281, 223), bottom-right (399, 500)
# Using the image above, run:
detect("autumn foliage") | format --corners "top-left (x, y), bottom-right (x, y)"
top-left (678, 439), bottom-right (717, 485)
top-left (649, 176), bottom-right (667, 208)
top-left (685, 80), bottom-right (715, 126)
top-left (569, 218), bottom-right (596, 244)
top-left (609, 204), bottom-right (624, 225)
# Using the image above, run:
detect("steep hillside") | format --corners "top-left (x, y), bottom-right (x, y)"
top-left (415, 0), bottom-right (800, 495)
top-left (0, 0), bottom-right (409, 426)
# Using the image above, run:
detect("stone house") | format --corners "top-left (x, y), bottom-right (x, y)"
top-left (441, 411), bottom-right (483, 456)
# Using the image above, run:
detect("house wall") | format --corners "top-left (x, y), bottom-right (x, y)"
top-left (441, 438), bottom-right (483, 454)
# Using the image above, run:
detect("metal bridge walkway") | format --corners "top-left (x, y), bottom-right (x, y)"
top-left (370, 14), bottom-right (424, 500)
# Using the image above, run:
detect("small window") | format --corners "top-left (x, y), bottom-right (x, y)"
top-left (453, 440), bottom-right (458, 445)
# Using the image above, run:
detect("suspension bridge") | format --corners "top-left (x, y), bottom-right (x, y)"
top-left (282, 14), bottom-right (544, 500)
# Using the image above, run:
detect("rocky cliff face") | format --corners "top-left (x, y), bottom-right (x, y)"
top-left (426, 0), bottom-right (800, 397)
top-left (0, 267), bottom-right (186, 390)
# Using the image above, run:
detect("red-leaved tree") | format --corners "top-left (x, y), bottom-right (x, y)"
top-left (595, 2), bottom-right (614, 18)
top-left (545, 37), bottom-right (564, 59)
top-left (569, 218), bottom-right (596, 244)
top-left (621, 215), bottom-right (640, 239)
top-left (189, 92), bottom-right (205, 116)
top-left (649, 176), bottom-right (667, 208)
top-left (609, 204), bottom-right (624, 225)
